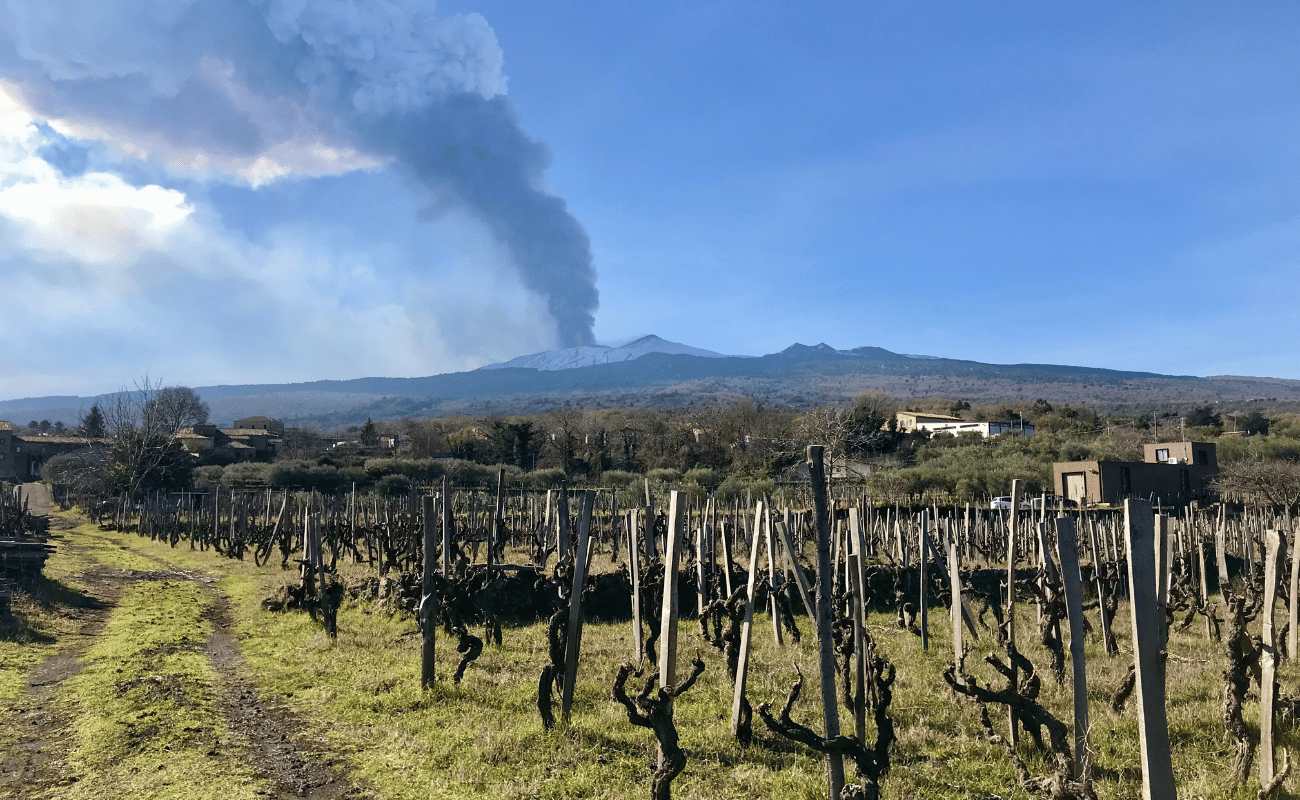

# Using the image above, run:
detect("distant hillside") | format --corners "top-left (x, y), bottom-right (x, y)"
top-left (4, 343), bottom-right (1300, 428)
top-left (478, 334), bottom-right (728, 370)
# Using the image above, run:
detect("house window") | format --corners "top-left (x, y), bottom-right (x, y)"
top-left (1180, 469), bottom-right (1191, 494)
top-left (1120, 467), bottom-right (1132, 495)
top-left (1196, 450), bottom-right (1208, 465)
top-left (1156, 448), bottom-right (1169, 462)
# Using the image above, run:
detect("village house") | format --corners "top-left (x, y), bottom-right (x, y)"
top-left (1052, 441), bottom-right (1218, 507)
top-left (176, 420), bottom-right (282, 461)
top-left (893, 411), bottom-right (1035, 439)
top-left (0, 421), bottom-right (104, 482)
top-left (232, 416), bottom-right (285, 436)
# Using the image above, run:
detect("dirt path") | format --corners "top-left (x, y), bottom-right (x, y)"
top-left (1, 495), bottom-right (367, 799)
top-left (0, 564), bottom-right (126, 792)
top-left (203, 595), bottom-right (364, 799)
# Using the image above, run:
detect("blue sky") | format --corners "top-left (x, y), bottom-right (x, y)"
top-left (0, 1), bottom-right (1297, 397)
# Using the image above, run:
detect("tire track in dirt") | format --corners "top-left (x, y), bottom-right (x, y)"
top-left (201, 594), bottom-right (367, 799)
top-left (0, 562), bottom-right (126, 793)
top-left (4, 491), bottom-right (366, 799)
top-left (102, 528), bottom-right (368, 796)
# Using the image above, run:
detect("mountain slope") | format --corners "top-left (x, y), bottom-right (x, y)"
top-left (477, 334), bottom-right (728, 371)
top-left (3, 343), bottom-right (1298, 427)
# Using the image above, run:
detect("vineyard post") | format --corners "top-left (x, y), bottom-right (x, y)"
top-left (764, 504), bottom-right (783, 646)
top-left (557, 483), bottom-right (570, 560)
top-left (1056, 516), bottom-right (1092, 781)
top-left (1155, 516), bottom-right (1170, 651)
top-left (1124, 499), bottom-right (1177, 800)
top-left (720, 517), bottom-right (735, 597)
top-left (1288, 524), bottom-right (1300, 659)
top-left (1007, 478), bottom-right (1021, 747)
top-left (808, 445), bottom-right (846, 798)
top-left (440, 476), bottom-right (451, 577)
top-left (421, 493), bottom-right (437, 689)
top-left (947, 524), bottom-right (963, 674)
top-left (560, 490), bottom-right (595, 724)
top-left (489, 468), bottom-right (505, 576)
top-left (1260, 528), bottom-right (1284, 787)
top-left (659, 491), bottom-right (686, 699)
top-left (695, 517), bottom-right (707, 617)
top-left (1215, 505), bottom-right (1229, 586)
top-left (849, 549), bottom-right (868, 744)
top-left (628, 509), bottom-right (642, 662)
top-left (644, 478), bottom-right (657, 561)
top-left (775, 517), bottom-right (814, 618)
top-left (849, 507), bottom-right (869, 627)
top-left (731, 500), bottom-right (765, 738)
top-left (919, 510), bottom-right (929, 651)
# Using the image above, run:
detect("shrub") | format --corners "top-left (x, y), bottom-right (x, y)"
top-left (375, 474), bottom-right (413, 497)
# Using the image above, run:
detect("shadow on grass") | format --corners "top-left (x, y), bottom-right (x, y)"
top-left (0, 573), bottom-right (105, 644)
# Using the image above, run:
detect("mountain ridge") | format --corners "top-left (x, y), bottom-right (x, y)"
top-left (2, 342), bottom-right (1296, 427)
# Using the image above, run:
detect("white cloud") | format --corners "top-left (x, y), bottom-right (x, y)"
top-left (0, 86), bottom-right (560, 396)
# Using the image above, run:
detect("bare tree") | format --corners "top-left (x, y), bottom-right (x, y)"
top-left (1216, 459), bottom-right (1300, 513)
top-left (143, 385), bottom-right (210, 432)
top-left (102, 377), bottom-right (199, 500)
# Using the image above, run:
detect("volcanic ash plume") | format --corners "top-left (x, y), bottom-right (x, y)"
top-left (0, 0), bottom-right (599, 346)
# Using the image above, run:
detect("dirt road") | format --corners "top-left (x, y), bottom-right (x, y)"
top-left (0, 489), bottom-right (364, 799)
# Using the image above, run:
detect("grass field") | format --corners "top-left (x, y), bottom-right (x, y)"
top-left (4, 510), bottom-right (1299, 799)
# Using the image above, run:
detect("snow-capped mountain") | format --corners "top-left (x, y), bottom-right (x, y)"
top-left (479, 334), bottom-right (729, 371)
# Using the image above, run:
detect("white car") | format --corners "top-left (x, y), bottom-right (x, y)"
top-left (989, 496), bottom-right (1032, 510)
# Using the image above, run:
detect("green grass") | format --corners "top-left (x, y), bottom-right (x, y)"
top-left (14, 512), bottom-right (1300, 799)
top-left (51, 579), bottom-right (264, 800)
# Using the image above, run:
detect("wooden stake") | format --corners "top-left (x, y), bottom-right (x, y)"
top-left (1288, 524), bottom-right (1300, 660)
top-left (659, 491), bottom-right (685, 693)
top-left (628, 509), bottom-right (643, 662)
top-left (421, 494), bottom-right (437, 689)
top-left (441, 476), bottom-right (452, 576)
top-left (1260, 528), bottom-right (1284, 788)
top-left (1007, 478), bottom-right (1021, 747)
top-left (808, 446), bottom-right (846, 798)
top-left (1124, 499), bottom-right (1178, 800)
top-left (560, 491), bottom-right (594, 723)
top-left (947, 525), bottom-right (963, 673)
top-left (919, 510), bottom-right (929, 651)
top-left (730, 500), bottom-right (765, 738)
top-left (1056, 516), bottom-right (1092, 782)
top-left (775, 518), bottom-right (814, 619)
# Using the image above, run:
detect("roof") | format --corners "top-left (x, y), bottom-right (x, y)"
top-left (233, 416), bottom-right (281, 423)
top-left (14, 434), bottom-right (103, 445)
top-left (0, 422), bottom-right (12, 432)
top-left (221, 429), bottom-right (272, 437)
top-left (897, 412), bottom-right (964, 421)
top-left (221, 441), bottom-right (256, 450)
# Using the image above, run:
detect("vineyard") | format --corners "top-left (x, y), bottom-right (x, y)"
top-left (5, 448), bottom-right (1300, 799)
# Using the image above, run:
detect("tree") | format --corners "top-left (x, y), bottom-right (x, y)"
top-left (548, 407), bottom-right (583, 475)
top-left (1185, 405), bottom-right (1222, 429)
top-left (1216, 459), bottom-right (1300, 513)
top-left (144, 386), bottom-right (210, 431)
top-left (360, 418), bottom-right (379, 448)
top-left (80, 404), bottom-right (107, 439)
top-left (1232, 411), bottom-right (1270, 436)
top-left (846, 391), bottom-right (897, 456)
top-left (38, 420), bottom-right (51, 433)
top-left (101, 378), bottom-right (199, 499)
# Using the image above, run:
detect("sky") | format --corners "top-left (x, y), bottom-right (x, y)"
top-left (1, 1), bottom-right (1297, 398)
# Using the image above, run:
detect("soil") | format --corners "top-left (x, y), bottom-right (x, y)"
top-left (202, 594), bottom-right (366, 799)
top-left (0, 485), bottom-right (368, 798)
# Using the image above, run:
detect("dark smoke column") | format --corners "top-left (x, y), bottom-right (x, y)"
top-left (361, 94), bottom-right (598, 346)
